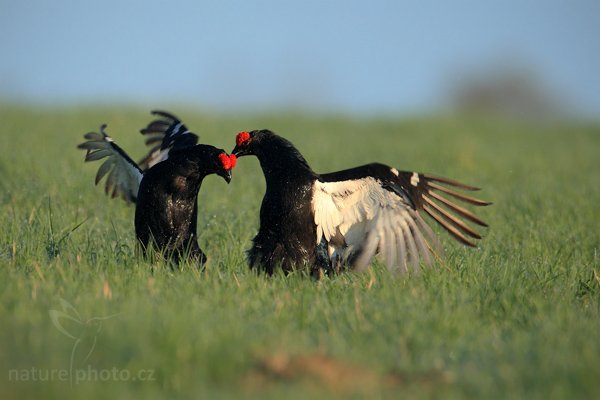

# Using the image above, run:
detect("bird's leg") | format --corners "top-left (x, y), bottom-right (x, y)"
top-left (188, 241), bottom-right (207, 269)
top-left (331, 253), bottom-right (343, 274)
top-left (313, 239), bottom-right (335, 278)
top-left (194, 251), bottom-right (208, 270)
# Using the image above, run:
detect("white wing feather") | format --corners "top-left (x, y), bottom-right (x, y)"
top-left (312, 178), bottom-right (441, 273)
top-left (138, 110), bottom-right (199, 170)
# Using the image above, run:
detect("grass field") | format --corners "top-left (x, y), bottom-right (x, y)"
top-left (1, 105), bottom-right (599, 399)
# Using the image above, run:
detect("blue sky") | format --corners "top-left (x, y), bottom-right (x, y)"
top-left (1, 0), bottom-right (599, 115)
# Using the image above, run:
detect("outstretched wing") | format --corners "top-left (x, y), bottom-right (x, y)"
top-left (313, 163), bottom-right (490, 273)
top-left (394, 171), bottom-right (491, 246)
top-left (77, 124), bottom-right (143, 204)
top-left (138, 110), bottom-right (199, 170)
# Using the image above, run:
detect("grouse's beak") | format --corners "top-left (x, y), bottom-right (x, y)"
top-left (218, 169), bottom-right (232, 184)
top-left (231, 145), bottom-right (248, 157)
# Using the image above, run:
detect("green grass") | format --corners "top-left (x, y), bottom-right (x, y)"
top-left (1, 105), bottom-right (599, 399)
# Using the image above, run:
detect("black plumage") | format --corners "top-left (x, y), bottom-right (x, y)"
top-left (78, 111), bottom-right (235, 265)
top-left (232, 129), bottom-right (491, 275)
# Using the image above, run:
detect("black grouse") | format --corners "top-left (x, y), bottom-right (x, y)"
top-left (231, 130), bottom-right (491, 275)
top-left (78, 110), bottom-right (236, 265)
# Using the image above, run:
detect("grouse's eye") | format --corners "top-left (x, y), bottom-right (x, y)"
top-left (236, 131), bottom-right (251, 147)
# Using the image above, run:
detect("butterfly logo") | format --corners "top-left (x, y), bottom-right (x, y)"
top-left (49, 299), bottom-right (120, 384)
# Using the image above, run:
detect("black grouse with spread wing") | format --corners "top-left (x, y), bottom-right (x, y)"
top-left (232, 130), bottom-right (490, 275)
top-left (78, 111), bottom-right (236, 265)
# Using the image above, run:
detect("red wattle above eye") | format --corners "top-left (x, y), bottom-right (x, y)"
top-left (236, 131), bottom-right (250, 147)
top-left (218, 153), bottom-right (237, 171)
top-left (218, 153), bottom-right (231, 170)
